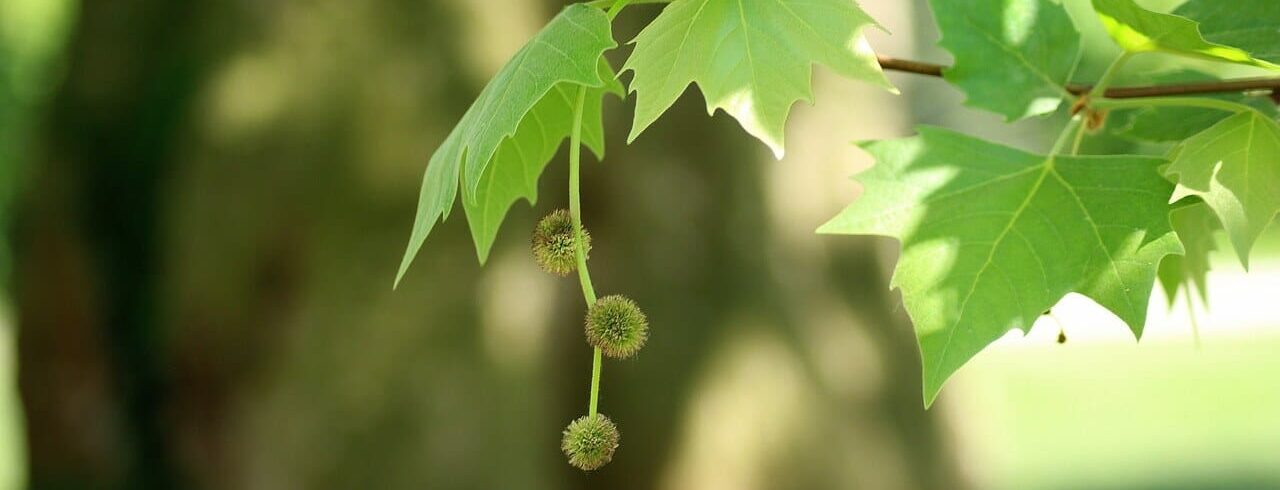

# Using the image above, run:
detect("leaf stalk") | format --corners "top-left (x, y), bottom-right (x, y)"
top-left (1090, 96), bottom-right (1259, 114)
top-left (1050, 116), bottom-right (1085, 156)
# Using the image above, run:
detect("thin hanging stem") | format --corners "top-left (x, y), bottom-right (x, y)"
top-left (568, 86), bottom-right (604, 416)
top-left (569, 91), bottom-right (596, 306)
top-left (588, 349), bottom-right (603, 415)
top-left (568, 0), bottom-right (634, 419)
top-left (1046, 311), bottom-right (1069, 345)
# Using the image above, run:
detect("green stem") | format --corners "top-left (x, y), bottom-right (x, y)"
top-left (574, 0), bottom-right (630, 415)
top-left (1065, 53), bottom-right (1132, 155)
top-left (1050, 116), bottom-right (1085, 157)
top-left (1070, 118), bottom-right (1087, 155)
top-left (1091, 96), bottom-right (1258, 114)
top-left (1088, 53), bottom-right (1134, 100)
top-left (568, 87), bottom-right (604, 416)
top-left (606, 0), bottom-right (635, 20)
top-left (588, 348), bottom-right (603, 415)
top-left (588, 0), bottom-right (667, 9)
top-left (569, 94), bottom-right (596, 305)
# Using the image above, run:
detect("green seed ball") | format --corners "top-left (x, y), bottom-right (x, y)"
top-left (532, 209), bottom-right (590, 277)
top-left (561, 414), bottom-right (619, 471)
top-left (585, 295), bottom-right (649, 359)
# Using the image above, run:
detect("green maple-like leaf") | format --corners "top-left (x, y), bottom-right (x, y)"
top-left (1175, 0), bottom-right (1280, 65)
top-left (927, 0), bottom-right (1081, 120)
top-left (1165, 109), bottom-right (1280, 269)
top-left (820, 127), bottom-right (1181, 405)
top-left (1158, 198), bottom-right (1220, 307)
top-left (622, 0), bottom-right (895, 159)
top-left (1109, 70), bottom-right (1279, 143)
top-left (1092, 0), bottom-right (1279, 70)
top-left (397, 4), bottom-right (618, 286)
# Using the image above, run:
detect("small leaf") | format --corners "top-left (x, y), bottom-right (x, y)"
top-left (1109, 70), bottom-right (1280, 143)
top-left (820, 127), bottom-right (1180, 404)
top-left (1157, 197), bottom-right (1220, 307)
top-left (1091, 0), bottom-right (1279, 70)
top-left (927, 0), bottom-right (1081, 120)
top-left (1165, 109), bottom-right (1280, 269)
top-left (623, 0), bottom-right (895, 159)
top-left (397, 5), bottom-right (617, 286)
top-left (1174, 0), bottom-right (1280, 65)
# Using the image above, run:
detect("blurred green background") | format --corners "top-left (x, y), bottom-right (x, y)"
top-left (0, 0), bottom-right (1277, 489)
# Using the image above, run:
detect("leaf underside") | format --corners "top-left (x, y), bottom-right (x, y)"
top-left (1092, 0), bottom-right (1279, 70)
top-left (820, 127), bottom-right (1180, 404)
top-left (1175, 0), bottom-right (1280, 65)
top-left (623, 0), bottom-right (895, 159)
top-left (397, 4), bottom-right (619, 286)
top-left (1166, 110), bottom-right (1280, 269)
top-left (927, 0), bottom-right (1081, 121)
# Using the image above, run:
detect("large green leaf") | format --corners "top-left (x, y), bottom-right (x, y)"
top-left (820, 127), bottom-right (1180, 404)
top-left (1157, 198), bottom-right (1220, 307)
top-left (1109, 70), bottom-right (1279, 143)
top-left (1165, 109), bottom-right (1280, 268)
top-left (622, 0), bottom-right (895, 158)
top-left (1175, 0), bottom-right (1280, 65)
top-left (927, 0), bottom-right (1081, 120)
top-left (397, 4), bottom-right (617, 286)
top-left (1091, 0), bottom-right (1279, 70)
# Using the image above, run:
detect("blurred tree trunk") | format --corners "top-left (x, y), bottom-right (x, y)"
top-left (14, 0), bottom-right (232, 487)
top-left (12, 0), bottom-right (967, 489)
top-left (1, 0), bottom-right (77, 487)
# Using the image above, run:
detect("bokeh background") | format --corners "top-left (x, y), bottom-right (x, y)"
top-left (1, 0), bottom-right (1277, 489)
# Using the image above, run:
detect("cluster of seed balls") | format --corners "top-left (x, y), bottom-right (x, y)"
top-left (532, 209), bottom-right (650, 471)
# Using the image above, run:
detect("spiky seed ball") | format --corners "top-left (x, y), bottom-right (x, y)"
top-left (585, 295), bottom-right (649, 359)
top-left (561, 414), bottom-right (619, 471)
top-left (532, 209), bottom-right (590, 276)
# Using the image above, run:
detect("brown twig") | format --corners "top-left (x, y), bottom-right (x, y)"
top-left (876, 56), bottom-right (944, 78)
top-left (876, 55), bottom-right (1280, 101)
